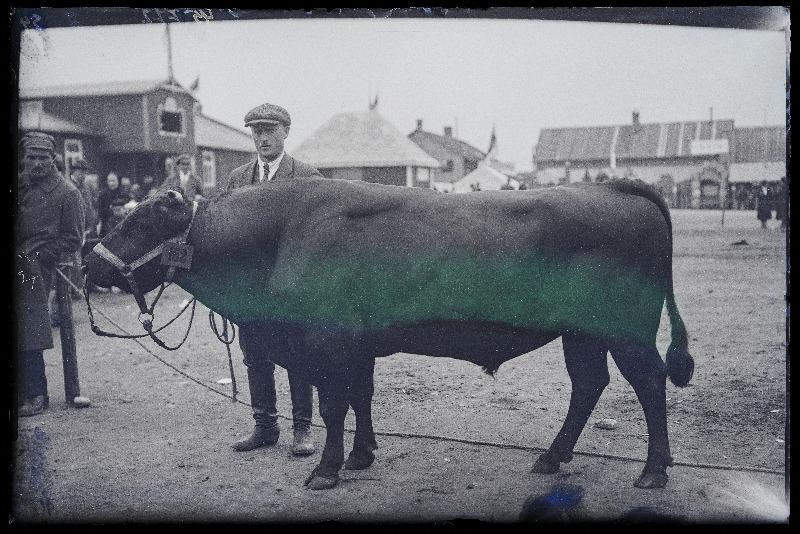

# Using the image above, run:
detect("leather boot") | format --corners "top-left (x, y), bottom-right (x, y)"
top-left (292, 426), bottom-right (315, 456)
top-left (232, 423), bottom-right (280, 452)
top-left (19, 395), bottom-right (46, 417)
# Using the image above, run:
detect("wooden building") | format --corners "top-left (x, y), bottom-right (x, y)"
top-left (534, 111), bottom-right (785, 209)
top-left (408, 120), bottom-right (486, 188)
top-left (18, 79), bottom-right (255, 195)
top-left (292, 110), bottom-right (440, 188)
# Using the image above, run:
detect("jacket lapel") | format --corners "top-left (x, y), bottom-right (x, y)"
top-left (272, 154), bottom-right (294, 182)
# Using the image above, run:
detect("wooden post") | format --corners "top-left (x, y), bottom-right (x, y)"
top-left (55, 263), bottom-right (81, 402)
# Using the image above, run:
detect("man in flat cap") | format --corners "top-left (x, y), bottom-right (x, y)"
top-left (161, 153), bottom-right (204, 201)
top-left (222, 103), bottom-right (323, 456)
top-left (15, 132), bottom-right (85, 417)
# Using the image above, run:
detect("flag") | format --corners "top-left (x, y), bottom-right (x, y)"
top-left (190, 76), bottom-right (200, 92)
top-left (487, 125), bottom-right (498, 159)
top-left (369, 93), bottom-right (379, 110)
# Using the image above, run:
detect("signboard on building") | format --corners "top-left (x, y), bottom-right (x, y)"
top-left (690, 139), bottom-right (729, 155)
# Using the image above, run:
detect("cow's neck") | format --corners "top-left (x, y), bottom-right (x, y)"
top-left (171, 185), bottom-right (295, 321)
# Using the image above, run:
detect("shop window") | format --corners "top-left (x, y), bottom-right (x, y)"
top-left (64, 138), bottom-right (84, 165)
top-left (158, 96), bottom-right (186, 137)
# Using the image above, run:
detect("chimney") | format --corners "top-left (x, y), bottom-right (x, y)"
top-left (416, 119), bottom-right (423, 131)
top-left (444, 126), bottom-right (453, 137)
top-left (632, 109), bottom-right (640, 128)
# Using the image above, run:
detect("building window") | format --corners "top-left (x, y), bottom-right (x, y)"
top-left (201, 150), bottom-right (216, 188)
top-left (63, 138), bottom-right (84, 166)
top-left (158, 96), bottom-right (186, 137)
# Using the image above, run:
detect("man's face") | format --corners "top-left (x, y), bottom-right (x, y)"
top-left (251, 123), bottom-right (288, 162)
top-left (177, 160), bottom-right (191, 174)
top-left (24, 147), bottom-right (54, 179)
top-left (71, 169), bottom-right (85, 185)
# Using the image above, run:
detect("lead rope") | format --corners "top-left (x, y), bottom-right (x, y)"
top-left (208, 312), bottom-right (238, 402)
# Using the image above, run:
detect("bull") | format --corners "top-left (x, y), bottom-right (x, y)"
top-left (82, 177), bottom-right (694, 490)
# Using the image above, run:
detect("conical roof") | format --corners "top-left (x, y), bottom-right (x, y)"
top-left (293, 110), bottom-right (440, 169)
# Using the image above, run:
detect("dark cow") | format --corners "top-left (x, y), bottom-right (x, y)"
top-left (83, 177), bottom-right (694, 490)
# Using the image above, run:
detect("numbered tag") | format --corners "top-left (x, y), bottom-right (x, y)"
top-left (161, 241), bottom-right (194, 269)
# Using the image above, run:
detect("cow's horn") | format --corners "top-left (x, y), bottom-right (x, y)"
top-left (167, 190), bottom-right (184, 203)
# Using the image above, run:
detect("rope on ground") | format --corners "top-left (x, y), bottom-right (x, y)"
top-left (65, 269), bottom-right (785, 479)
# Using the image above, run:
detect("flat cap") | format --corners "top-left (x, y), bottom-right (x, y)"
top-left (21, 131), bottom-right (56, 152)
top-left (71, 158), bottom-right (88, 170)
top-left (244, 103), bottom-right (291, 128)
top-left (175, 153), bottom-right (193, 164)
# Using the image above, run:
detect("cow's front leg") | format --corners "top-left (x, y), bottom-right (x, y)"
top-left (304, 382), bottom-right (348, 490)
top-left (345, 357), bottom-right (378, 470)
top-left (534, 335), bottom-right (609, 474)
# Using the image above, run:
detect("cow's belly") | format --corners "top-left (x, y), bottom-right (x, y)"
top-left (362, 320), bottom-right (560, 368)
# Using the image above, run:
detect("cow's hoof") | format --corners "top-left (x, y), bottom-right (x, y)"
top-left (304, 475), bottom-right (339, 490)
top-left (634, 472), bottom-right (668, 489)
top-left (345, 449), bottom-right (375, 470)
top-left (532, 455), bottom-right (560, 474)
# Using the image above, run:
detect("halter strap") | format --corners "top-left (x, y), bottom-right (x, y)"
top-left (91, 200), bottom-right (198, 318)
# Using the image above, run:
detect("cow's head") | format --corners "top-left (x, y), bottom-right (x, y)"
top-left (83, 189), bottom-right (193, 295)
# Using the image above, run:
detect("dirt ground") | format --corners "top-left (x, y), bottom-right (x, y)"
top-left (10, 209), bottom-right (788, 524)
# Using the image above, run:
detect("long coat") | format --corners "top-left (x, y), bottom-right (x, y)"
top-left (16, 168), bottom-right (85, 351)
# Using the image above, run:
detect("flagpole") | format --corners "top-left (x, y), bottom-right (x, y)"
top-left (165, 23), bottom-right (175, 84)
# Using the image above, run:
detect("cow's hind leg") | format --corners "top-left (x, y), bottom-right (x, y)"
top-left (305, 382), bottom-right (349, 490)
top-left (345, 357), bottom-right (379, 470)
top-left (609, 343), bottom-right (672, 489)
top-left (533, 334), bottom-right (609, 474)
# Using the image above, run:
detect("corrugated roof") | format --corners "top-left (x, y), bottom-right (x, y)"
top-left (19, 79), bottom-right (194, 99)
top-left (537, 119), bottom-right (737, 162)
top-left (408, 129), bottom-right (486, 162)
top-left (195, 113), bottom-right (256, 153)
top-left (730, 126), bottom-right (786, 163)
top-left (293, 110), bottom-right (440, 168)
top-left (18, 100), bottom-right (94, 135)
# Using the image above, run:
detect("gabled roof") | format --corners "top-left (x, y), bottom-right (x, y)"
top-left (730, 126), bottom-right (786, 163)
top-left (292, 110), bottom-right (440, 168)
top-left (452, 162), bottom-right (518, 193)
top-left (537, 120), bottom-right (736, 163)
top-left (18, 100), bottom-right (94, 135)
top-left (195, 113), bottom-right (255, 153)
top-left (19, 79), bottom-right (195, 100)
top-left (408, 129), bottom-right (486, 162)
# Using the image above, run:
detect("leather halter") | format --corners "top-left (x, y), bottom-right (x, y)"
top-left (92, 200), bottom-right (198, 322)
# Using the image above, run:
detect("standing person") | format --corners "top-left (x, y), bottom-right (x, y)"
top-left (15, 132), bottom-right (84, 416)
top-left (98, 172), bottom-right (128, 237)
top-left (773, 176), bottom-right (787, 232)
top-left (69, 159), bottom-right (99, 239)
top-left (222, 103), bottom-right (323, 456)
top-left (62, 158), bottom-right (98, 300)
top-left (162, 154), bottom-right (204, 200)
top-left (755, 180), bottom-right (772, 229)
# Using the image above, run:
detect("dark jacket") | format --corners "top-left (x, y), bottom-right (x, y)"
top-left (98, 187), bottom-right (129, 237)
top-left (16, 168), bottom-right (85, 350)
top-left (161, 171), bottom-right (205, 200)
top-left (222, 153), bottom-right (323, 193)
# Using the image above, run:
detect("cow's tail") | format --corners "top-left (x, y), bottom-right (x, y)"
top-left (664, 283), bottom-right (694, 387)
top-left (605, 178), bottom-right (694, 387)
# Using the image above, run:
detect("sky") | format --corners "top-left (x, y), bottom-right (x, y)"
top-left (17, 12), bottom-right (789, 172)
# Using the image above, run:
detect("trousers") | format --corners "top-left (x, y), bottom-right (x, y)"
top-left (239, 323), bottom-right (313, 430)
top-left (18, 350), bottom-right (48, 401)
